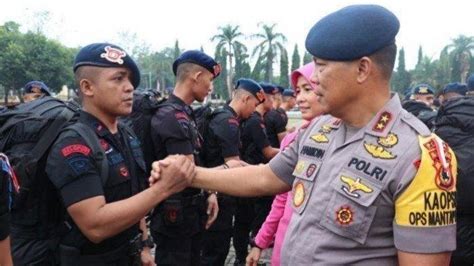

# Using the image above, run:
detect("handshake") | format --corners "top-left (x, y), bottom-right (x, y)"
top-left (148, 155), bottom-right (246, 195)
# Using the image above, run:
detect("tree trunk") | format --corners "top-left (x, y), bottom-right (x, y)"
top-left (227, 43), bottom-right (234, 99)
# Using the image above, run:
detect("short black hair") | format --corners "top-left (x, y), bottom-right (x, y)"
top-left (176, 63), bottom-right (207, 82)
top-left (369, 43), bottom-right (397, 80)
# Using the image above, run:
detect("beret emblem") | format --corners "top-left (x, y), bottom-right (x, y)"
top-left (101, 46), bottom-right (126, 65)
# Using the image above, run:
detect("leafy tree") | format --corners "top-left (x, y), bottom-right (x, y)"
top-left (279, 49), bottom-right (289, 87)
top-left (173, 40), bottom-right (181, 61)
top-left (213, 49), bottom-right (228, 99)
top-left (233, 44), bottom-right (251, 82)
top-left (445, 35), bottom-right (474, 82)
top-left (291, 44), bottom-right (301, 72)
top-left (391, 48), bottom-right (411, 95)
top-left (211, 24), bottom-right (245, 97)
top-left (416, 46), bottom-right (423, 67)
top-left (251, 23), bottom-right (287, 82)
top-left (303, 51), bottom-right (312, 64)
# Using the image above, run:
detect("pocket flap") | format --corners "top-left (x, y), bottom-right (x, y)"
top-left (331, 170), bottom-right (382, 207)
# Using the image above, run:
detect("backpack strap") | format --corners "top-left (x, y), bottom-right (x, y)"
top-left (64, 123), bottom-right (109, 186)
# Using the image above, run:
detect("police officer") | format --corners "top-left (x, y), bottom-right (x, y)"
top-left (175, 5), bottom-right (457, 265)
top-left (0, 154), bottom-right (14, 266)
top-left (22, 80), bottom-right (51, 102)
top-left (264, 85), bottom-right (288, 148)
top-left (281, 88), bottom-right (296, 112)
top-left (439, 82), bottom-right (468, 105)
top-left (150, 50), bottom-right (220, 265)
top-left (233, 83), bottom-right (279, 265)
top-left (11, 43), bottom-right (195, 265)
top-left (200, 78), bottom-right (264, 266)
top-left (412, 83), bottom-right (436, 108)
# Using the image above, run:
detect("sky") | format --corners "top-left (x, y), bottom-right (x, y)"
top-left (1, 0), bottom-right (473, 70)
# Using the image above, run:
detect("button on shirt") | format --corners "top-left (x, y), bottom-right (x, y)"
top-left (269, 95), bottom-right (457, 265)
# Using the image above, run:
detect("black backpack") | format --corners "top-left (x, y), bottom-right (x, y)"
top-left (0, 96), bottom-right (108, 210)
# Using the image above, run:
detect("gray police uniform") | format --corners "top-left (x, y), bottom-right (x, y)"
top-left (269, 95), bottom-right (457, 265)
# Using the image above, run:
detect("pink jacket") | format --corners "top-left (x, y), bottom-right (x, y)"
top-left (254, 130), bottom-right (298, 266)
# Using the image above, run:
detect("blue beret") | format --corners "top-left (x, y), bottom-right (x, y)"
top-left (259, 83), bottom-right (279, 95)
top-left (442, 82), bottom-right (467, 95)
top-left (468, 74), bottom-right (474, 91)
top-left (173, 50), bottom-right (221, 79)
top-left (24, 80), bottom-right (51, 96)
top-left (305, 5), bottom-right (400, 61)
top-left (413, 84), bottom-right (435, 95)
top-left (275, 86), bottom-right (285, 94)
top-left (73, 43), bottom-right (140, 88)
top-left (235, 78), bottom-right (265, 103)
top-left (282, 89), bottom-right (296, 97)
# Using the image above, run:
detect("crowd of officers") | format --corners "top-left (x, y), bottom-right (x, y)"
top-left (0, 3), bottom-right (473, 266)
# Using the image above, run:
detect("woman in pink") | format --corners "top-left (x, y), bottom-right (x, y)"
top-left (246, 63), bottom-right (323, 266)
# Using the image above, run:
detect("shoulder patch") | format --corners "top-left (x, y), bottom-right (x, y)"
top-left (395, 134), bottom-right (457, 227)
top-left (61, 144), bottom-right (91, 157)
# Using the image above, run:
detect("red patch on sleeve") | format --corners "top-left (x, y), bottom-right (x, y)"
top-left (413, 159), bottom-right (421, 169)
top-left (175, 112), bottom-right (188, 120)
top-left (228, 118), bottom-right (239, 126)
top-left (61, 144), bottom-right (91, 157)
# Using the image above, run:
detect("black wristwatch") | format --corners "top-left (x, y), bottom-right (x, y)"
top-left (249, 237), bottom-right (262, 249)
top-left (142, 235), bottom-right (155, 249)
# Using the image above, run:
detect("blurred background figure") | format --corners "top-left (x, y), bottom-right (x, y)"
top-left (22, 80), bottom-right (51, 102)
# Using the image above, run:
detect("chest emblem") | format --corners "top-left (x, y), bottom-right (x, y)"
top-left (364, 142), bottom-right (396, 160)
top-left (340, 175), bottom-right (373, 198)
top-left (293, 182), bottom-right (305, 207)
top-left (377, 132), bottom-right (398, 148)
top-left (336, 205), bottom-right (354, 225)
top-left (310, 133), bottom-right (329, 143)
top-left (294, 161), bottom-right (306, 175)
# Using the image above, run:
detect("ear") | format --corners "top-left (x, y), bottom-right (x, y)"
top-left (356, 57), bottom-right (372, 83)
top-left (192, 71), bottom-right (203, 82)
top-left (79, 78), bottom-right (94, 97)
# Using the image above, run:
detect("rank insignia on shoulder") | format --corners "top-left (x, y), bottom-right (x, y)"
top-left (336, 205), bottom-right (354, 225)
top-left (101, 46), bottom-right (126, 65)
top-left (364, 142), bottom-right (397, 160)
top-left (293, 182), bottom-right (305, 207)
top-left (377, 132), bottom-right (398, 148)
top-left (310, 133), bottom-right (329, 143)
top-left (340, 175), bottom-right (373, 198)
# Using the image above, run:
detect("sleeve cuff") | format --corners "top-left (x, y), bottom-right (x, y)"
top-left (393, 222), bottom-right (456, 253)
top-left (60, 174), bottom-right (104, 207)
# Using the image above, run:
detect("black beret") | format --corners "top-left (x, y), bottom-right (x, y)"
top-left (259, 83), bottom-right (279, 95)
top-left (442, 82), bottom-right (467, 95)
top-left (235, 78), bottom-right (265, 103)
top-left (275, 85), bottom-right (285, 94)
top-left (24, 80), bottom-right (51, 96)
top-left (467, 74), bottom-right (474, 91)
top-left (305, 5), bottom-right (400, 61)
top-left (73, 43), bottom-right (140, 88)
top-left (173, 50), bottom-right (221, 79)
top-left (413, 84), bottom-right (435, 95)
top-left (282, 89), bottom-right (296, 97)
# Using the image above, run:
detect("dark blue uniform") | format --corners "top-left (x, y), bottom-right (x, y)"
top-left (234, 111), bottom-right (274, 264)
top-left (264, 108), bottom-right (288, 148)
top-left (201, 104), bottom-right (240, 265)
top-left (150, 94), bottom-right (207, 266)
top-left (12, 110), bottom-right (147, 265)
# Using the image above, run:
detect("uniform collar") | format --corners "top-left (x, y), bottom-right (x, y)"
top-left (168, 93), bottom-right (193, 116)
top-left (224, 104), bottom-right (238, 118)
top-left (78, 110), bottom-right (112, 137)
top-left (365, 94), bottom-right (403, 137)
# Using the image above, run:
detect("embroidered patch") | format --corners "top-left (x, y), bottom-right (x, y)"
top-left (347, 157), bottom-right (388, 181)
top-left (424, 138), bottom-right (455, 191)
top-left (66, 157), bottom-right (91, 175)
top-left (100, 45), bottom-right (126, 64)
top-left (300, 146), bottom-right (325, 159)
top-left (293, 161), bottom-right (306, 176)
top-left (306, 163), bottom-right (317, 178)
top-left (175, 112), bottom-right (188, 120)
top-left (340, 175), bottom-right (373, 198)
top-left (293, 182), bottom-right (305, 207)
top-left (119, 166), bottom-right (129, 177)
top-left (166, 208), bottom-right (178, 223)
top-left (377, 132), bottom-right (398, 148)
top-left (363, 142), bottom-right (396, 160)
top-left (310, 133), bottom-right (329, 143)
top-left (228, 118), bottom-right (239, 126)
top-left (319, 124), bottom-right (332, 134)
top-left (61, 144), bottom-right (91, 157)
top-left (372, 111), bottom-right (392, 132)
top-left (108, 153), bottom-right (125, 166)
top-left (336, 205), bottom-right (354, 225)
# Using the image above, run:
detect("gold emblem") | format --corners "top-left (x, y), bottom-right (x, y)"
top-left (310, 133), bottom-right (329, 143)
top-left (364, 142), bottom-right (397, 159)
top-left (336, 206), bottom-right (354, 225)
top-left (377, 132), bottom-right (398, 148)
top-left (340, 175), bottom-right (373, 198)
top-left (293, 182), bottom-right (305, 207)
top-left (294, 161), bottom-right (306, 175)
top-left (320, 124), bottom-right (332, 134)
top-left (419, 87), bottom-right (429, 94)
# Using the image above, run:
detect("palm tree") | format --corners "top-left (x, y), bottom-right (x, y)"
top-left (445, 35), bottom-right (474, 82)
top-left (211, 25), bottom-right (246, 97)
top-left (252, 23), bottom-right (287, 82)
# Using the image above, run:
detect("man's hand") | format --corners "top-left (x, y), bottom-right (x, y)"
top-left (148, 155), bottom-right (184, 186)
top-left (205, 193), bottom-right (219, 229)
top-left (140, 247), bottom-right (155, 266)
top-left (246, 247), bottom-right (262, 266)
top-left (150, 155), bottom-right (195, 196)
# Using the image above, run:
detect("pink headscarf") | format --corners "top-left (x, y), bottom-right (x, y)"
top-left (290, 62), bottom-right (316, 90)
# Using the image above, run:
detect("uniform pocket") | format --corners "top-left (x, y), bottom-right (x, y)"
top-left (319, 170), bottom-right (382, 244)
top-left (291, 160), bottom-right (321, 215)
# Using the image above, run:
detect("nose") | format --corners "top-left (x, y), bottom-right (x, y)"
top-left (125, 78), bottom-right (134, 92)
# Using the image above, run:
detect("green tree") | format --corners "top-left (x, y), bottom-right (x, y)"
top-left (213, 49), bottom-right (229, 99)
top-left (445, 35), bottom-right (474, 82)
top-left (211, 24), bottom-right (246, 98)
top-left (391, 48), bottom-right (411, 95)
top-left (417, 46), bottom-right (423, 67)
top-left (173, 40), bottom-right (181, 61)
top-left (233, 44), bottom-right (251, 82)
top-left (303, 51), bottom-right (312, 64)
top-left (279, 49), bottom-right (289, 87)
top-left (251, 23), bottom-right (287, 82)
top-left (291, 44), bottom-right (301, 72)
